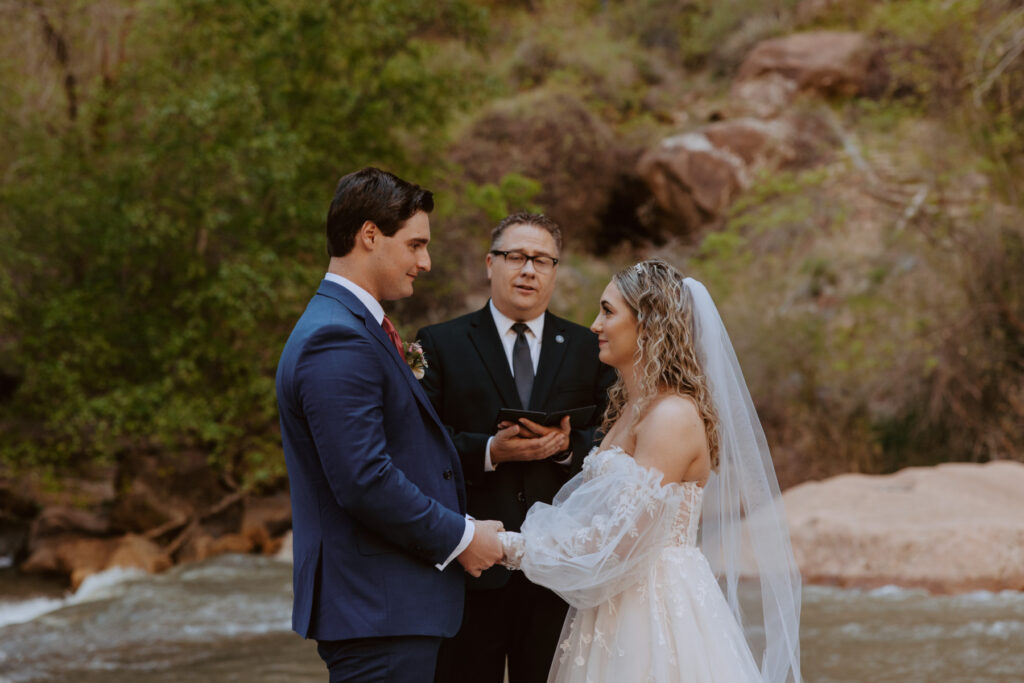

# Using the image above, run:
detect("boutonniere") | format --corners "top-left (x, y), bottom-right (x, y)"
top-left (404, 340), bottom-right (428, 380)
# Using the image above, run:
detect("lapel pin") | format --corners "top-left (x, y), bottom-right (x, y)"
top-left (555, 334), bottom-right (565, 344)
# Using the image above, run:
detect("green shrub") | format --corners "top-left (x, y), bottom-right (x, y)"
top-left (0, 0), bottom-right (488, 485)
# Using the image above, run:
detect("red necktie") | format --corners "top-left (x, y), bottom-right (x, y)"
top-left (381, 316), bottom-right (404, 359)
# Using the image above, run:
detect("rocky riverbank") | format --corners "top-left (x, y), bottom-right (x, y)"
top-left (5, 456), bottom-right (1023, 595)
top-left (784, 460), bottom-right (1024, 593)
top-left (0, 451), bottom-right (291, 590)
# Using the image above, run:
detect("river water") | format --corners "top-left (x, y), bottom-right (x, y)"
top-left (1, 554), bottom-right (1022, 682)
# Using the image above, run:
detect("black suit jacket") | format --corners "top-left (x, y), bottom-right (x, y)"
top-left (417, 304), bottom-right (616, 589)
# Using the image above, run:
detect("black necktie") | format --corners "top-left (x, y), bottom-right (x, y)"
top-left (511, 322), bottom-right (534, 409)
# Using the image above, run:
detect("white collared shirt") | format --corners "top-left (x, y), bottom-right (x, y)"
top-left (322, 272), bottom-right (474, 572)
top-left (484, 301), bottom-right (570, 471)
top-left (323, 272), bottom-right (384, 324)
top-left (488, 299), bottom-right (544, 374)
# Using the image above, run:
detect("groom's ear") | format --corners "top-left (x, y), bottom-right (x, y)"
top-left (357, 220), bottom-right (379, 250)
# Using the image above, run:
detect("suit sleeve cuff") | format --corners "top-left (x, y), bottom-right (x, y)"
top-left (436, 516), bottom-right (475, 571)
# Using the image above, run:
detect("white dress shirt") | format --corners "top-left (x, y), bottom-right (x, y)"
top-left (484, 301), bottom-right (571, 471)
top-left (323, 273), bottom-right (474, 570)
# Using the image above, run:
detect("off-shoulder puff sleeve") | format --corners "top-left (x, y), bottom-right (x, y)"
top-left (498, 448), bottom-right (683, 609)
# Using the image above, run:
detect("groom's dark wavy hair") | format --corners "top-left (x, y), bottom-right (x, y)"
top-left (326, 167), bottom-right (434, 257)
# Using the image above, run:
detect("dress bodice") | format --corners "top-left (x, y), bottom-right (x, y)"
top-left (582, 446), bottom-right (704, 549)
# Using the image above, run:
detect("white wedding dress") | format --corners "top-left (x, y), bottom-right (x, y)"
top-left (500, 445), bottom-right (762, 683)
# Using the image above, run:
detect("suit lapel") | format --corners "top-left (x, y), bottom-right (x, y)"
top-left (467, 305), bottom-right (524, 409)
top-left (530, 312), bottom-right (568, 409)
top-left (361, 315), bottom-right (452, 434)
top-left (317, 280), bottom-right (450, 435)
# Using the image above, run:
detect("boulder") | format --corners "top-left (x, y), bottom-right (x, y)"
top-left (784, 460), bottom-right (1024, 592)
top-left (636, 118), bottom-right (795, 232)
top-left (20, 505), bottom-right (115, 575)
top-left (638, 132), bottom-right (744, 231)
top-left (21, 533), bottom-right (170, 590)
top-left (735, 31), bottom-right (874, 98)
top-left (104, 534), bottom-right (171, 576)
top-left (795, 0), bottom-right (862, 25)
top-left (449, 91), bottom-right (621, 245)
top-left (702, 118), bottom-right (795, 167)
top-left (173, 526), bottom-right (269, 563)
top-left (176, 530), bottom-right (215, 565)
top-left (729, 72), bottom-right (799, 119)
top-left (209, 532), bottom-right (255, 556)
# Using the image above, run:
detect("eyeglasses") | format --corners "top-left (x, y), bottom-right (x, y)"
top-left (489, 250), bottom-right (559, 273)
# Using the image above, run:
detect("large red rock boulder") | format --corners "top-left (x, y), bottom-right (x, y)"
top-left (732, 31), bottom-right (876, 116)
top-left (21, 533), bottom-right (170, 590)
top-left (730, 73), bottom-right (799, 119)
top-left (20, 504), bottom-right (115, 577)
top-left (784, 461), bottom-right (1024, 593)
top-left (638, 132), bottom-right (744, 230)
top-left (736, 31), bottom-right (874, 96)
top-left (637, 118), bottom-right (796, 232)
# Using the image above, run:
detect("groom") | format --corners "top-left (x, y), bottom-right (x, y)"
top-left (276, 167), bottom-right (504, 682)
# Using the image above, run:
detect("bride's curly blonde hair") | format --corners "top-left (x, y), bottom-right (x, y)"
top-left (601, 259), bottom-right (720, 470)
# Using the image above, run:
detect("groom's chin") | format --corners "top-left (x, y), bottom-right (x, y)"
top-left (382, 282), bottom-right (416, 301)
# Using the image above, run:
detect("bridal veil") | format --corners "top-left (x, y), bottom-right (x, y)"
top-left (685, 277), bottom-right (803, 683)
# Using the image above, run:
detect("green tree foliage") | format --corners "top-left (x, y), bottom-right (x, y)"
top-left (0, 0), bottom-right (487, 484)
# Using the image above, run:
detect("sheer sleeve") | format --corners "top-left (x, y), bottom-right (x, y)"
top-left (502, 448), bottom-right (681, 608)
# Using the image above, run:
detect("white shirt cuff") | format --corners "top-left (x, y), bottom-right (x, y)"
top-left (436, 516), bottom-right (475, 571)
top-left (553, 450), bottom-right (572, 466)
top-left (484, 436), bottom-right (497, 472)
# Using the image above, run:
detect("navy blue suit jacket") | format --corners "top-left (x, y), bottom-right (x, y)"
top-left (276, 280), bottom-right (467, 641)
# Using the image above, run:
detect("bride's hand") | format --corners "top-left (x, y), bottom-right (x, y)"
top-left (497, 530), bottom-right (525, 570)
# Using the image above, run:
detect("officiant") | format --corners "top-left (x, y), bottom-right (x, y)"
top-left (417, 213), bottom-right (615, 683)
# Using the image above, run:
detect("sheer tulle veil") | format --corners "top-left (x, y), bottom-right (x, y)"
top-left (684, 278), bottom-right (803, 683)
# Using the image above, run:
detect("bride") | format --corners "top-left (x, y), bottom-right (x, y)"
top-left (498, 259), bottom-right (802, 683)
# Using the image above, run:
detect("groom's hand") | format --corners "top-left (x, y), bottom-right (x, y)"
top-left (458, 519), bottom-right (505, 577)
top-left (490, 417), bottom-right (570, 464)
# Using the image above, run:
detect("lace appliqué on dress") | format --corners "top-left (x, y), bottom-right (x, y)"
top-left (498, 531), bottom-right (524, 569)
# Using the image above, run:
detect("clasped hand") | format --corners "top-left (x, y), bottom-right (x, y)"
top-left (489, 415), bottom-right (571, 465)
top-left (457, 519), bottom-right (505, 577)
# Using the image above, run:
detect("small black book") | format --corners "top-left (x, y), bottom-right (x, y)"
top-left (495, 405), bottom-right (597, 429)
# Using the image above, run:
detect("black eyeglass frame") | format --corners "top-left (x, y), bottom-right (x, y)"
top-left (488, 250), bottom-right (560, 271)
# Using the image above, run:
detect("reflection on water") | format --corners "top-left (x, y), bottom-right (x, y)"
top-left (1, 555), bottom-right (1022, 682)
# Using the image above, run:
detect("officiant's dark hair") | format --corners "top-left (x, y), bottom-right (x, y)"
top-left (326, 167), bottom-right (434, 257)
